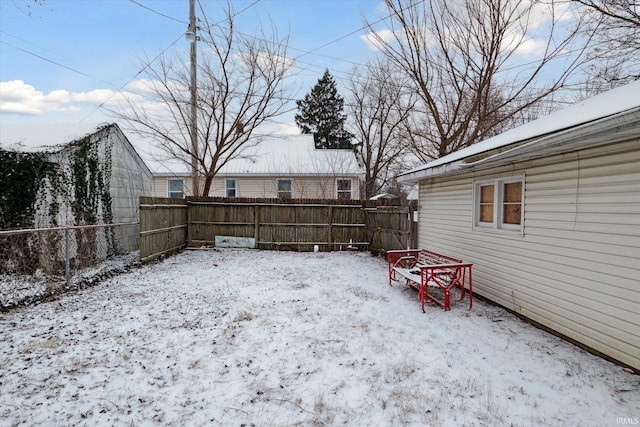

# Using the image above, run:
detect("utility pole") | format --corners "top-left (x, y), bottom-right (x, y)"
top-left (187, 0), bottom-right (199, 196)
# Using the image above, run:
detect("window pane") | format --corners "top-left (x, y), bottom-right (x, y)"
top-left (479, 184), bottom-right (494, 222)
top-left (337, 179), bottom-right (351, 191)
top-left (480, 185), bottom-right (494, 203)
top-left (278, 180), bottom-right (292, 191)
top-left (504, 182), bottom-right (522, 202)
top-left (169, 180), bottom-right (182, 192)
top-left (502, 182), bottom-right (522, 225)
top-left (277, 179), bottom-right (292, 199)
top-left (480, 205), bottom-right (493, 222)
top-left (337, 179), bottom-right (351, 200)
top-left (503, 204), bottom-right (521, 224)
top-left (168, 179), bottom-right (184, 198)
top-left (226, 179), bottom-right (236, 198)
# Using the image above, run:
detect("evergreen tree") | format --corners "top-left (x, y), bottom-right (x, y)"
top-left (295, 69), bottom-right (353, 149)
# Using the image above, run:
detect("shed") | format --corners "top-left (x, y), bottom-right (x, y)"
top-left (37, 123), bottom-right (152, 227)
top-left (398, 81), bottom-right (640, 370)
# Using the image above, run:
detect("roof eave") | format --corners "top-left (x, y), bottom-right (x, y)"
top-left (398, 106), bottom-right (640, 184)
top-left (397, 161), bottom-right (465, 184)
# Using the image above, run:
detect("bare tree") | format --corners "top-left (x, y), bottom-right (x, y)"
top-left (347, 58), bottom-right (416, 198)
top-left (366, 0), bottom-right (590, 161)
top-left (116, 6), bottom-right (292, 196)
top-left (571, 0), bottom-right (640, 86)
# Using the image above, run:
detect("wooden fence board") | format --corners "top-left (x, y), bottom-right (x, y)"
top-left (139, 197), bottom-right (412, 260)
top-left (139, 197), bottom-right (188, 261)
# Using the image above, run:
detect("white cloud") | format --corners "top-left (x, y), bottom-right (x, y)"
top-left (273, 122), bottom-right (299, 135)
top-left (58, 106), bottom-right (82, 113)
top-left (513, 37), bottom-right (548, 57)
top-left (0, 80), bottom-right (139, 116)
top-left (125, 79), bottom-right (162, 95)
top-left (233, 51), bottom-right (295, 74)
top-left (0, 80), bottom-right (56, 115)
top-left (361, 29), bottom-right (395, 51)
top-left (524, 0), bottom-right (576, 29)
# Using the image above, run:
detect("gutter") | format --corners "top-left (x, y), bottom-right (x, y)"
top-left (398, 105), bottom-right (640, 185)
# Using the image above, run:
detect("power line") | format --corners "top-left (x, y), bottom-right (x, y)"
top-left (197, 0), bottom-right (262, 29)
top-left (0, 39), bottom-right (94, 81)
top-left (291, 0), bottom-right (425, 62)
top-left (80, 35), bottom-right (184, 123)
top-left (129, 0), bottom-right (188, 24)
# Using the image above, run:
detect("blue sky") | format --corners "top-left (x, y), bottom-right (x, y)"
top-left (0, 0), bottom-right (385, 153)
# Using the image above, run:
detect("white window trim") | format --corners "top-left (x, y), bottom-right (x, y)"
top-left (473, 175), bottom-right (524, 234)
top-left (277, 178), bottom-right (294, 199)
top-left (336, 178), bottom-right (352, 200)
top-left (225, 178), bottom-right (237, 198)
top-left (168, 179), bottom-right (185, 199)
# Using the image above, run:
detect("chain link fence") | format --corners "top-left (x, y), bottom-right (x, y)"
top-left (0, 223), bottom-right (140, 310)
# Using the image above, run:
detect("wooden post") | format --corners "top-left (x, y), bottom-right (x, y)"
top-left (408, 204), bottom-right (414, 250)
top-left (186, 199), bottom-right (192, 248)
top-left (327, 205), bottom-right (333, 251)
top-left (254, 204), bottom-right (260, 249)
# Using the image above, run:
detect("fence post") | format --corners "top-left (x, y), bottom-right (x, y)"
top-left (186, 199), bottom-right (192, 248)
top-left (254, 205), bottom-right (260, 249)
top-left (65, 227), bottom-right (71, 289)
top-left (327, 205), bottom-right (333, 251)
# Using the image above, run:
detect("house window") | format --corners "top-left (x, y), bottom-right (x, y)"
top-left (479, 184), bottom-right (494, 224)
top-left (473, 176), bottom-right (524, 232)
top-left (226, 178), bottom-right (237, 198)
top-left (168, 179), bottom-right (184, 199)
top-left (502, 182), bottom-right (523, 225)
top-left (277, 179), bottom-right (293, 199)
top-left (337, 179), bottom-right (352, 200)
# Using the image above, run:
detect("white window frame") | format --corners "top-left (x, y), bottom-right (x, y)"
top-left (225, 178), bottom-right (237, 198)
top-left (473, 175), bottom-right (524, 234)
top-left (336, 178), bottom-right (352, 200)
top-left (277, 178), bottom-right (293, 199)
top-left (168, 179), bottom-right (184, 199)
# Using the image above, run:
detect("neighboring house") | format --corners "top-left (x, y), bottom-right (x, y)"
top-left (398, 81), bottom-right (640, 371)
top-left (34, 123), bottom-right (152, 227)
top-left (152, 134), bottom-right (363, 200)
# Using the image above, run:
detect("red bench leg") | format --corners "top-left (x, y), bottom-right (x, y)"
top-left (443, 289), bottom-right (451, 311)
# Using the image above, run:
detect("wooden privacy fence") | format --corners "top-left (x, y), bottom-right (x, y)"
top-left (366, 204), bottom-right (415, 256)
top-left (139, 197), bottom-right (188, 261)
top-left (140, 197), bottom-right (416, 261)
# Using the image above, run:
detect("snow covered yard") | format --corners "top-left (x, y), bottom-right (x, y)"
top-left (0, 249), bottom-right (638, 426)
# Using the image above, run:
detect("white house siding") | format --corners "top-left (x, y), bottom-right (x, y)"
top-left (417, 139), bottom-right (640, 370)
top-left (153, 175), bottom-right (359, 200)
top-left (151, 175), bottom-right (190, 198)
top-left (212, 176), bottom-right (356, 199)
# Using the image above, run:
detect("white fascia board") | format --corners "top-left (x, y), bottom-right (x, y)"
top-left (400, 105), bottom-right (640, 183)
top-left (397, 161), bottom-right (466, 184)
top-left (397, 81), bottom-right (640, 184)
top-left (461, 106), bottom-right (640, 170)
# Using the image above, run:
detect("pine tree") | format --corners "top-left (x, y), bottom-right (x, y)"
top-left (295, 69), bottom-right (353, 149)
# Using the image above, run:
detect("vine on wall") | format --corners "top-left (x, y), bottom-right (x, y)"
top-left (68, 128), bottom-right (115, 264)
top-left (0, 149), bottom-right (61, 229)
top-left (0, 125), bottom-right (116, 273)
top-left (0, 149), bottom-right (63, 274)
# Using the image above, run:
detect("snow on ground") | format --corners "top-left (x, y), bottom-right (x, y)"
top-left (0, 249), bottom-right (638, 426)
top-left (0, 251), bottom-right (140, 310)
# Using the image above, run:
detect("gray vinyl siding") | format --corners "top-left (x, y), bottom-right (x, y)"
top-left (416, 140), bottom-right (640, 370)
top-left (109, 129), bottom-right (152, 223)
